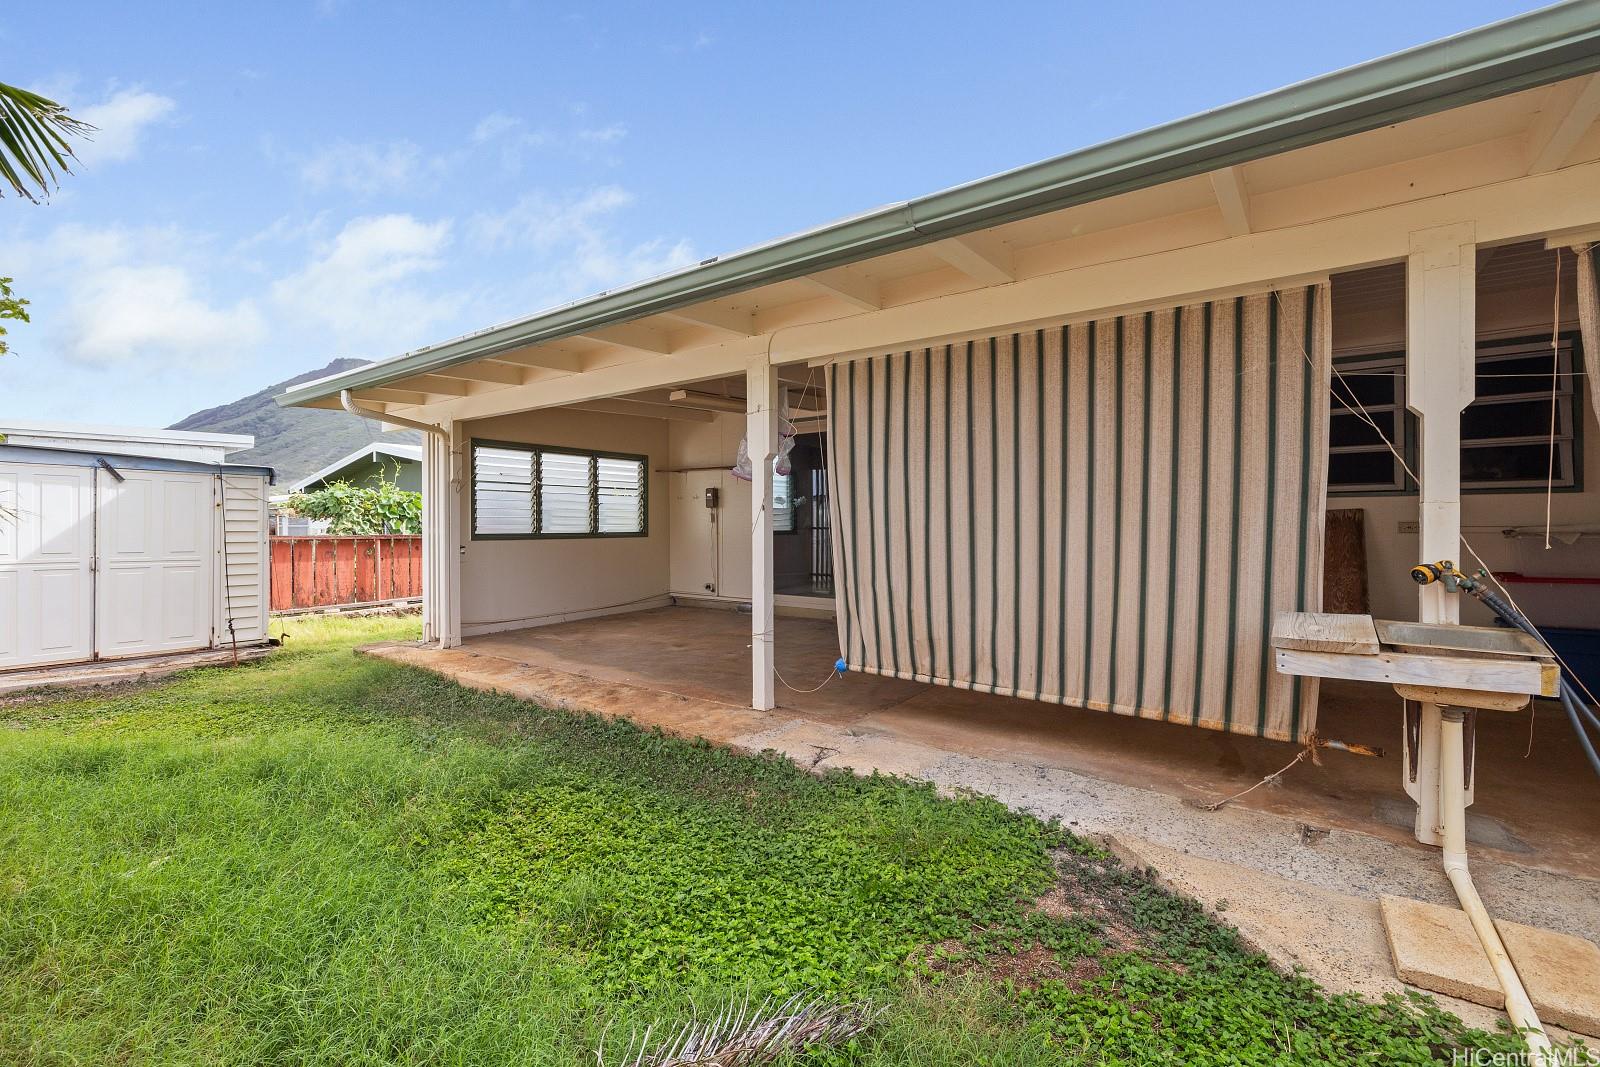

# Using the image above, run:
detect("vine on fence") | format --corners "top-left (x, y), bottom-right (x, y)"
top-left (284, 479), bottom-right (422, 535)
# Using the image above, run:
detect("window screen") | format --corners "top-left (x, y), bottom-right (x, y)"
top-left (472, 442), bottom-right (646, 538)
top-left (1326, 335), bottom-right (1582, 494)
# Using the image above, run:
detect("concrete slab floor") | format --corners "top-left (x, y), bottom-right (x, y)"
top-left (366, 605), bottom-right (1600, 1028)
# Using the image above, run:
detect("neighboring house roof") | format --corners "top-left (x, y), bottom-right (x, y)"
top-left (286, 443), bottom-right (424, 493)
top-left (278, 1), bottom-right (1600, 409)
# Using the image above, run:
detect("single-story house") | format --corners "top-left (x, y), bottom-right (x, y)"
top-left (0, 421), bottom-right (273, 671)
top-left (280, 6), bottom-right (1600, 836)
top-left (273, 442), bottom-right (423, 535)
top-left (286, 442), bottom-right (423, 494)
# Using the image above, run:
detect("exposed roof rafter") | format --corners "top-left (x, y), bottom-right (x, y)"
top-left (485, 348), bottom-right (588, 374)
top-left (1526, 72), bottom-right (1600, 173)
top-left (1209, 165), bottom-right (1253, 237)
top-left (584, 321), bottom-right (676, 356)
top-left (928, 233), bottom-right (1014, 284)
top-left (430, 361), bottom-right (529, 387)
top-left (800, 267), bottom-right (880, 311)
top-left (658, 305), bottom-right (757, 338)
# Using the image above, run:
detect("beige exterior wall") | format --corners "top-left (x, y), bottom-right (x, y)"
top-left (666, 414), bottom-right (751, 601)
top-left (1333, 274), bottom-right (1599, 627)
top-left (457, 408), bottom-right (670, 635)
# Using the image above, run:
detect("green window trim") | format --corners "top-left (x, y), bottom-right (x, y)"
top-left (471, 439), bottom-right (648, 540)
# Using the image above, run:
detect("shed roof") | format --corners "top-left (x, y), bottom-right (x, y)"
top-left (0, 419), bottom-right (254, 466)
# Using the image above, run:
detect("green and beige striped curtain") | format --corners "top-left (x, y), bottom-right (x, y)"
top-left (825, 285), bottom-right (1331, 742)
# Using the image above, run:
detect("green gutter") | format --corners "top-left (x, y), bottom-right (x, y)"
top-left (280, 0), bottom-right (1600, 408)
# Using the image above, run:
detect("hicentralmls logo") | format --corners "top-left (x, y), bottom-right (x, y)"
top-left (1453, 1051), bottom-right (1600, 1066)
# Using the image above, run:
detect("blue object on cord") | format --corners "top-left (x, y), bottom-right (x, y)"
top-left (834, 658), bottom-right (849, 673)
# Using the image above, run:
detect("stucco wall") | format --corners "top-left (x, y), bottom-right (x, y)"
top-left (458, 409), bottom-right (670, 635)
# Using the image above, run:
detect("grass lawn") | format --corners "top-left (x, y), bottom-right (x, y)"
top-left (0, 615), bottom-right (1535, 1065)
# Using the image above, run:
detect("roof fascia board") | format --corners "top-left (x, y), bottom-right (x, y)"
top-left (279, 1), bottom-right (1600, 408)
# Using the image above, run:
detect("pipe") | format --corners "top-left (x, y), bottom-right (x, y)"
top-left (340, 389), bottom-right (447, 438)
top-left (1438, 707), bottom-right (1553, 1064)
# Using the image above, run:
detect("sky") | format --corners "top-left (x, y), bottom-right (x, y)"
top-left (0, 0), bottom-right (1551, 427)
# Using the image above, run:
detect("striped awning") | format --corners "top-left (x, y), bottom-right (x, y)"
top-left (825, 285), bottom-right (1331, 742)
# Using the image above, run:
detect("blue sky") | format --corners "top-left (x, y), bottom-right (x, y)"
top-left (1, 0), bottom-right (1546, 427)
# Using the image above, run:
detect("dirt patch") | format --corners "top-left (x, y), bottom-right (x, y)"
top-left (924, 938), bottom-right (1074, 990)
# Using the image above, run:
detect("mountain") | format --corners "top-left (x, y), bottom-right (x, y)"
top-left (169, 358), bottom-right (420, 487)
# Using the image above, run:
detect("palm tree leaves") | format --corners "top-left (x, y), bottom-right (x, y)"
top-left (0, 81), bottom-right (95, 202)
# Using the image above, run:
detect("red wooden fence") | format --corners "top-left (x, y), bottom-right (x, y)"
top-left (269, 535), bottom-right (423, 612)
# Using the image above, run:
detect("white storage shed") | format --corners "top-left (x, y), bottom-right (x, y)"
top-left (0, 421), bottom-right (274, 671)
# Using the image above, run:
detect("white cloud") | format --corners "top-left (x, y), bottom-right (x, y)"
top-left (63, 264), bottom-right (264, 368)
top-left (6, 222), bottom-right (264, 369)
top-left (272, 214), bottom-right (461, 351)
top-left (75, 88), bottom-right (176, 164)
top-left (298, 140), bottom-right (427, 196)
top-left (577, 122), bottom-right (627, 145)
top-left (468, 185), bottom-right (695, 296)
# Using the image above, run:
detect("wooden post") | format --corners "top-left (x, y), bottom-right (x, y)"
top-left (748, 355), bottom-right (778, 711)
top-left (1404, 223), bottom-right (1476, 845)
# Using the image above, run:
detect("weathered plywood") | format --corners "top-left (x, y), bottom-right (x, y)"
top-left (1322, 509), bottom-right (1369, 615)
top-left (1374, 619), bottom-right (1552, 660)
top-left (1272, 612), bottom-right (1380, 655)
top-left (1275, 647), bottom-right (1557, 697)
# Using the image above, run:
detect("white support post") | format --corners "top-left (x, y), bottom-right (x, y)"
top-left (1403, 223), bottom-right (1476, 845)
top-left (748, 354), bottom-right (778, 711)
top-left (421, 420), bottom-right (463, 649)
top-left (442, 421), bottom-right (463, 648)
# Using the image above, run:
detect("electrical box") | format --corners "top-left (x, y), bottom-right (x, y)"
top-left (705, 486), bottom-right (720, 509)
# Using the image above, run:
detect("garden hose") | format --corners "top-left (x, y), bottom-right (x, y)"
top-left (1411, 562), bottom-right (1600, 779)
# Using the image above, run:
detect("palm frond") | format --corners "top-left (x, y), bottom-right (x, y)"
top-left (0, 82), bottom-right (95, 202)
top-left (596, 992), bottom-right (883, 1067)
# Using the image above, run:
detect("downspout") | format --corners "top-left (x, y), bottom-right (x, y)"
top-left (340, 390), bottom-right (447, 438)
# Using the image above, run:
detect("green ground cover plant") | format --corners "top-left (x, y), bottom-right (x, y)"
top-left (0, 615), bottom-right (1543, 1064)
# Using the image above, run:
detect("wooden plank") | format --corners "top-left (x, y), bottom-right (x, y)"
top-left (1373, 619), bottom-right (1552, 660)
top-left (1276, 647), bottom-right (1558, 698)
top-left (1272, 611), bottom-right (1380, 654)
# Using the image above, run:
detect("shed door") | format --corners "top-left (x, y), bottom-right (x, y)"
top-left (96, 469), bottom-right (215, 659)
top-left (0, 462), bottom-right (96, 669)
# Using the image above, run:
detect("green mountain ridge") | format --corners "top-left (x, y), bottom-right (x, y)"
top-left (169, 358), bottom-right (420, 487)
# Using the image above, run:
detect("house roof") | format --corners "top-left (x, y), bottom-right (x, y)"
top-left (279, 1), bottom-right (1600, 411)
top-left (286, 442), bottom-right (423, 493)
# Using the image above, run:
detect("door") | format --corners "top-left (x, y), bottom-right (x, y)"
top-left (95, 469), bottom-right (214, 659)
top-left (0, 462), bottom-right (95, 669)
